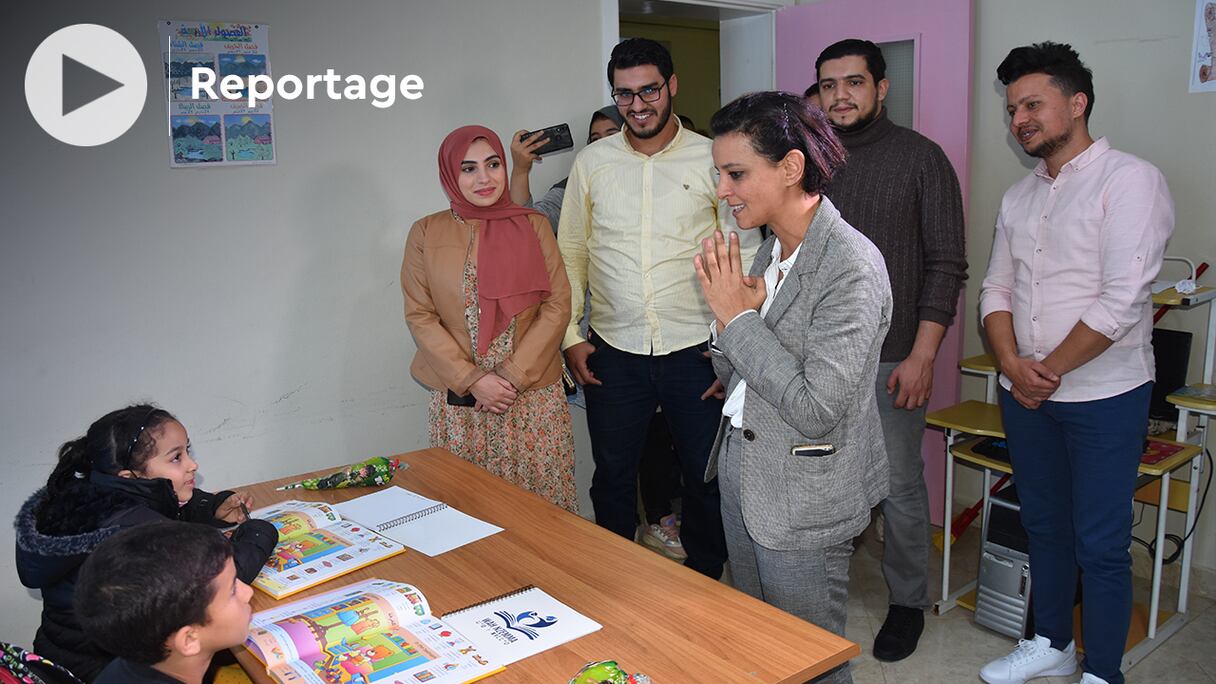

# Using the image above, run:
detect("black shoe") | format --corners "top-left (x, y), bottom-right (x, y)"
top-left (873, 604), bottom-right (924, 662)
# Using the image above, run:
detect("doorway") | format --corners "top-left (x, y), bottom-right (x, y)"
top-left (615, 0), bottom-right (779, 124)
top-left (619, 13), bottom-right (720, 135)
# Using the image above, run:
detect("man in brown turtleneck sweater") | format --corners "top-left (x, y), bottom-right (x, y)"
top-left (815, 38), bottom-right (968, 663)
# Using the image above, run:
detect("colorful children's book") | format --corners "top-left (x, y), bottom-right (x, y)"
top-left (335, 486), bottom-right (503, 557)
top-left (249, 501), bottom-right (405, 599)
top-left (246, 579), bottom-right (503, 684)
top-left (442, 586), bottom-right (602, 665)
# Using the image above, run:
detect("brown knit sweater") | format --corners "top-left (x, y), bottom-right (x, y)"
top-left (825, 109), bottom-right (968, 362)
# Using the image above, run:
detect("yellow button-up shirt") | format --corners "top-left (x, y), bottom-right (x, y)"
top-left (557, 123), bottom-right (759, 355)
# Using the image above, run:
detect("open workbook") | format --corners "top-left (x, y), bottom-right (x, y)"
top-left (249, 501), bottom-right (405, 599)
top-left (246, 579), bottom-right (502, 684)
top-left (335, 486), bottom-right (503, 556)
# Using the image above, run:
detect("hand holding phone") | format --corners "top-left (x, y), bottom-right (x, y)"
top-left (519, 123), bottom-right (573, 157)
top-left (511, 129), bottom-right (548, 172)
top-left (463, 373), bottom-right (518, 414)
top-left (446, 389), bottom-right (478, 407)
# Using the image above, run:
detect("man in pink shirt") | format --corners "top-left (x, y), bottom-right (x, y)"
top-left (978, 42), bottom-right (1174, 684)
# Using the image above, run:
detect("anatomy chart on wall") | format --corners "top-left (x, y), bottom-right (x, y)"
top-left (1191, 0), bottom-right (1216, 93)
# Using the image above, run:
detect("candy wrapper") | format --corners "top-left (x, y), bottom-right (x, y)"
top-left (568, 660), bottom-right (651, 684)
top-left (275, 456), bottom-right (407, 490)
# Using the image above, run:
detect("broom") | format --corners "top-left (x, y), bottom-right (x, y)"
top-left (933, 473), bottom-right (1011, 550)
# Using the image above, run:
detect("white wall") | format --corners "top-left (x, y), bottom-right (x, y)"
top-left (1, 0), bottom-right (607, 646)
top-left (966, 1), bottom-right (1216, 587)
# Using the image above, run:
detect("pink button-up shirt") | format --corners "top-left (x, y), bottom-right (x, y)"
top-left (979, 137), bottom-right (1174, 402)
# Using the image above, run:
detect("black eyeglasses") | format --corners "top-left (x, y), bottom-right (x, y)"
top-left (611, 80), bottom-right (668, 106)
top-left (125, 407), bottom-right (158, 468)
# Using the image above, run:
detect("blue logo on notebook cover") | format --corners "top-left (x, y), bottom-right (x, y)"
top-left (493, 610), bottom-right (558, 640)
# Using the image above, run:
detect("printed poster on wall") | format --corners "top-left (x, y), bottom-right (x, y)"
top-left (1191, 0), bottom-right (1216, 93)
top-left (158, 20), bottom-right (276, 167)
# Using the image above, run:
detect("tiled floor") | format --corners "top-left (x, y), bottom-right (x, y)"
top-left (842, 527), bottom-right (1215, 684)
top-left (700, 523), bottom-right (1216, 683)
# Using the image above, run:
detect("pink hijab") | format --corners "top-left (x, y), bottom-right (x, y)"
top-left (437, 126), bottom-right (551, 355)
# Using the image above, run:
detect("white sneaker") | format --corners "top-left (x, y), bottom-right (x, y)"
top-left (640, 514), bottom-right (687, 560)
top-left (1079, 674), bottom-right (1110, 684)
top-left (979, 634), bottom-right (1077, 684)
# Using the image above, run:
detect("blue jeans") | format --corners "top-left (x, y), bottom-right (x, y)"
top-left (999, 382), bottom-right (1151, 684)
top-left (583, 332), bottom-right (727, 578)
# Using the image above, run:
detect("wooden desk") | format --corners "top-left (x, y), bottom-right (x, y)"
top-left (925, 400), bottom-right (1003, 438)
top-left (1151, 284), bottom-right (1215, 307)
top-left (233, 448), bottom-right (857, 683)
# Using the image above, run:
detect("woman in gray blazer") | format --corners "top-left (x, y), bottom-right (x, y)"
top-left (694, 91), bottom-right (892, 684)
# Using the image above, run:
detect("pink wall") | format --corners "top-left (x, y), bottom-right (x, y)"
top-left (775, 0), bottom-right (974, 525)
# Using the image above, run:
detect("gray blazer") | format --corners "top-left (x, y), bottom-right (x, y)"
top-left (705, 196), bottom-right (893, 550)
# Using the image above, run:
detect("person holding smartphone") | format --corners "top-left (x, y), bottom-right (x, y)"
top-left (401, 125), bottom-right (576, 511)
top-left (696, 91), bottom-right (891, 684)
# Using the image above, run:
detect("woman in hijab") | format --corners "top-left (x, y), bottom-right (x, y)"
top-left (401, 126), bottom-right (576, 511)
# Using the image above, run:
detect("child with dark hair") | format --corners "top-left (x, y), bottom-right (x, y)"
top-left (13, 405), bottom-right (276, 681)
top-left (75, 522), bottom-right (253, 684)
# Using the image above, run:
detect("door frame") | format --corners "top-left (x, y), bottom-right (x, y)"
top-left (774, 0), bottom-right (975, 526)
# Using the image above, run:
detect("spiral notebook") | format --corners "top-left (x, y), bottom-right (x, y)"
top-left (335, 486), bottom-right (502, 556)
top-left (442, 586), bottom-right (602, 665)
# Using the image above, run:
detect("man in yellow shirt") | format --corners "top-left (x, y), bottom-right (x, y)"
top-left (558, 38), bottom-right (757, 578)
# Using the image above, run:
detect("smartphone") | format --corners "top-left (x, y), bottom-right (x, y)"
top-left (521, 123), bottom-right (573, 156)
top-left (446, 390), bottom-right (478, 407)
top-left (791, 444), bottom-right (836, 457)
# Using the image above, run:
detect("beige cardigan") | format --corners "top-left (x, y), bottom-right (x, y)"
top-left (401, 209), bottom-right (571, 395)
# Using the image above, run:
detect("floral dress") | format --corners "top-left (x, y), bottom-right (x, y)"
top-left (428, 238), bottom-right (577, 512)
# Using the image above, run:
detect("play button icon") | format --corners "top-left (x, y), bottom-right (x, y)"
top-left (25, 24), bottom-right (147, 147)
top-left (62, 55), bottom-right (125, 116)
